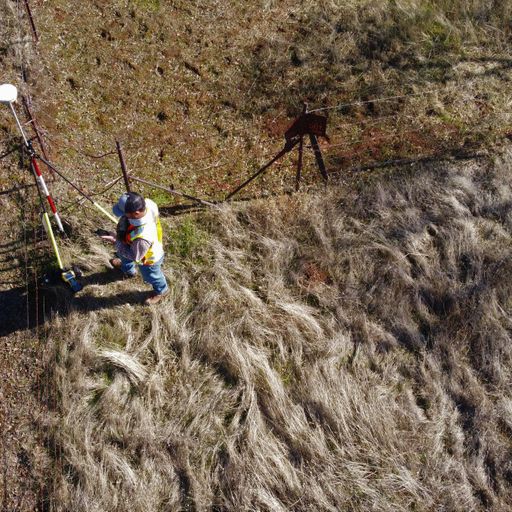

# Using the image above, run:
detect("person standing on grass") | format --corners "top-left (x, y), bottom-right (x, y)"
top-left (100, 192), bottom-right (168, 305)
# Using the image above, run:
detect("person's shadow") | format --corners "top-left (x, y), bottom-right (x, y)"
top-left (0, 269), bottom-right (150, 338)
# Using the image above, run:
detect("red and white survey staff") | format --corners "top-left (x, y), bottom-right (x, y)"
top-left (0, 83), bottom-right (64, 233)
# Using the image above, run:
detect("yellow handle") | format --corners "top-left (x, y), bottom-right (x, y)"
top-left (42, 212), bottom-right (64, 269)
top-left (93, 201), bottom-right (118, 224)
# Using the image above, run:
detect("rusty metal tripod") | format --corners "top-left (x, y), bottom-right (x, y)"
top-left (225, 104), bottom-right (329, 200)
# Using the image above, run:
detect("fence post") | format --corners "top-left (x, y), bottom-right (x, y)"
top-left (22, 95), bottom-right (51, 176)
top-left (22, 0), bottom-right (39, 42)
top-left (115, 141), bottom-right (131, 193)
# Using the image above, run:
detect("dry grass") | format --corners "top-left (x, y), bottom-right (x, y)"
top-left (1, 1), bottom-right (512, 510)
top-left (37, 148), bottom-right (512, 511)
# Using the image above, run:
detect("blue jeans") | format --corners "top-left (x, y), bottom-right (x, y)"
top-left (120, 255), bottom-right (168, 295)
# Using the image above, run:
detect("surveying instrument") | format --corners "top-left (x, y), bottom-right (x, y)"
top-left (0, 83), bottom-right (85, 292)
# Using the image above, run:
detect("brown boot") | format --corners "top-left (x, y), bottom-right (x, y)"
top-left (144, 291), bottom-right (167, 306)
top-left (109, 257), bottom-right (122, 269)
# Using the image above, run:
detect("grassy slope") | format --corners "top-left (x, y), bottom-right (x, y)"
top-left (0, 0), bottom-right (512, 510)
top-left (44, 152), bottom-right (512, 511)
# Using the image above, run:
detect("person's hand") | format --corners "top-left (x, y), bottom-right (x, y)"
top-left (100, 235), bottom-right (116, 244)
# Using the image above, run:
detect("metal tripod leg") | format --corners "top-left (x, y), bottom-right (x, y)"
top-left (225, 138), bottom-right (300, 201)
top-left (309, 134), bottom-right (328, 182)
top-left (295, 136), bottom-right (304, 191)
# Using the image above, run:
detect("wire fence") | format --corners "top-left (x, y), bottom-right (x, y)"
top-left (307, 90), bottom-right (438, 114)
top-left (2, 107), bottom-right (502, 208)
top-left (2, 3), bottom-right (511, 509)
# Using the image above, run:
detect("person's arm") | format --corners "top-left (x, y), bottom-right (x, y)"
top-left (99, 216), bottom-right (128, 244)
top-left (115, 238), bottom-right (151, 261)
top-left (131, 239), bottom-right (152, 262)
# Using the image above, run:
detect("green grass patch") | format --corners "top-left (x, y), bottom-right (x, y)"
top-left (87, 371), bottom-right (114, 407)
top-left (274, 359), bottom-right (295, 387)
top-left (130, 0), bottom-right (160, 12)
top-left (166, 216), bottom-right (209, 263)
top-left (149, 190), bottom-right (175, 207)
top-left (95, 323), bottom-right (127, 349)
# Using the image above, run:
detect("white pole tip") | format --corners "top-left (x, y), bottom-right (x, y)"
top-left (0, 84), bottom-right (18, 104)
